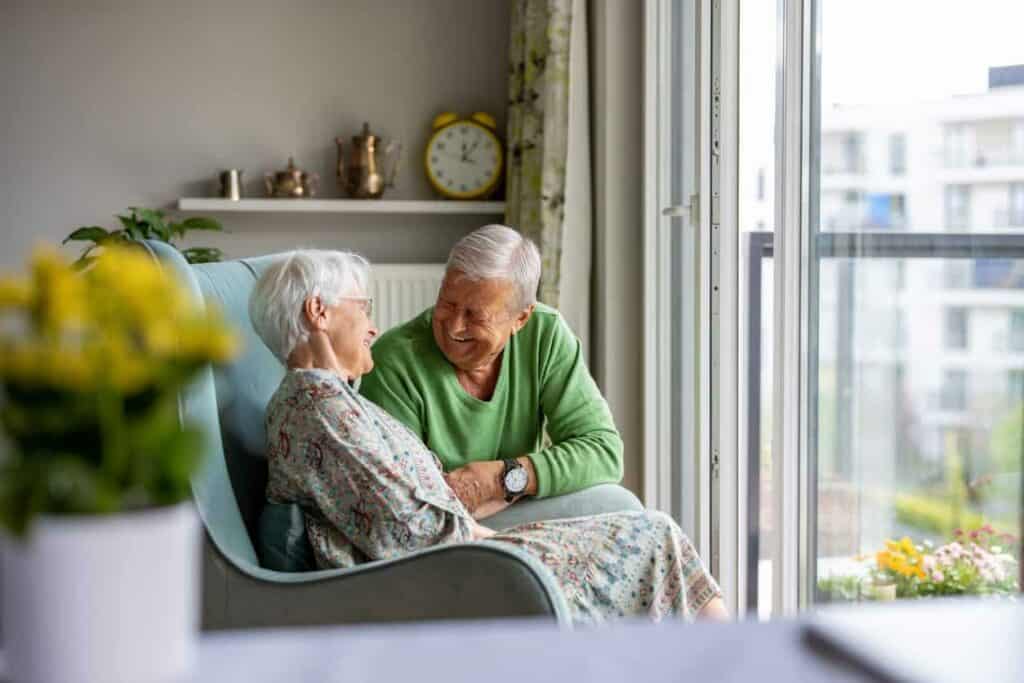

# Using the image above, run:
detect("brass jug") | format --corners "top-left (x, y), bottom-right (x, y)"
top-left (336, 122), bottom-right (403, 199)
top-left (264, 157), bottom-right (319, 198)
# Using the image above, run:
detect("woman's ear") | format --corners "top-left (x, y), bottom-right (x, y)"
top-left (303, 295), bottom-right (328, 331)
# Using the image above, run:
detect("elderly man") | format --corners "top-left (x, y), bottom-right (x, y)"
top-left (359, 224), bottom-right (623, 518)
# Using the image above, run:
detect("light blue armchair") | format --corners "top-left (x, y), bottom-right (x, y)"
top-left (144, 240), bottom-right (643, 630)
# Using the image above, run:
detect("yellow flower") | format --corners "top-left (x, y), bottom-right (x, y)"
top-left (876, 550), bottom-right (893, 570)
top-left (0, 244), bottom-right (238, 394)
top-left (30, 247), bottom-right (88, 332)
top-left (0, 277), bottom-right (32, 309)
top-left (899, 537), bottom-right (918, 557)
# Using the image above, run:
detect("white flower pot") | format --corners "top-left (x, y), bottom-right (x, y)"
top-left (1, 502), bottom-right (200, 683)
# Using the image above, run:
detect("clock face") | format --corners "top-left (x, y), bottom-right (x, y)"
top-left (505, 467), bottom-right (528, 493)
top-left (426, 122), bottom-right (502, 199)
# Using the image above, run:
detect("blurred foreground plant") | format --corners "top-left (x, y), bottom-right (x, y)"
top-left (0, 245), bottom-right (239, 535)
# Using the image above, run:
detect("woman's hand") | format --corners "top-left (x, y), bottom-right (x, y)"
top-left (470, 522), bottom-right (496, 540)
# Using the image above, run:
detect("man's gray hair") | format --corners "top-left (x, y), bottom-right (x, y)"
top-left (446, 224), bottom-right (541, 311)
top-left (249, 249), bottom-right (369, 364)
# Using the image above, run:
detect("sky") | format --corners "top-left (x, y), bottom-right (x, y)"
top-left (742, 0), bottom-right (1024, 114)
top-left (738, 0), bottom-right (1024, 229)
top-left (820, 0), bottom-right (1024, 106)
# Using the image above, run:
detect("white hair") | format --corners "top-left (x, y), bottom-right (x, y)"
top-left (249, 249), bottom-right (369, 364)
top-left (445, 224), bottom-right (541, 311)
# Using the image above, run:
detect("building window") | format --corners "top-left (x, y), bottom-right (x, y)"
top-left (940, 369), bottom-right (968, 412)
top-left (944, 307), bottom-right (968, 350)
top-left (889, 133), bottom-right (906, 175)
top-left (1010, 184), bottom-right (1024, 227)
top-left (843, 133), bottom-right (863, 173)
top-left (756, 167), bottom-right (766, 201)
top-left (944, 261), bottom-right (971, 289)
top-left (1013, 121), bottom-right (1024, 165)
top-left (945, 124), bottom-right (971, 168)
top-left (944, 185), bottom-right (970, 230)
top-left (973, 259), bottom-right (1024, 289)
top-left (865, 193), bottom-right (907, 230)
top-left (1009, 369), bottom-right (1024, 401)
top-left (1011, 310), bottom-right (1024, 352)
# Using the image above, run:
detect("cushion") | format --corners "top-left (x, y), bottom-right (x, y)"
top-left (257, 503), bottom-right (316, 572)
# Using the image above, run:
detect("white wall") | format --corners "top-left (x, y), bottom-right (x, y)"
top-left (0, 0), bottom-right (511, 270)
top-left (590, 0), bottom-right (644, 496)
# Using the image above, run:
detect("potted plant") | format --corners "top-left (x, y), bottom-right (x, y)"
top-left (63, 206), bottom-right (225, 266)
top-left (816, 529), bottom-right (1020, 604)
top-left (0, 245), bottom-right (238, 683)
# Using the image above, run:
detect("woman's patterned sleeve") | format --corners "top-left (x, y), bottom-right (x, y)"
top-left (296, 395), bottom-right (474, 561)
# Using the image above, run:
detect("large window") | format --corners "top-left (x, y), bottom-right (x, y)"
top-left (737, 0), bottom-right (1024, 616)
top-left (654, 0), bottom-right (1024, 618)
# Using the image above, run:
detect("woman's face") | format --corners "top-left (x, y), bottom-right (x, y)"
top-left (325, 296), bottom-right (378, 379)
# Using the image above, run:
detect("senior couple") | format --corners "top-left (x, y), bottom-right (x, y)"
top-left (249, 224), bottom-right (728, 625)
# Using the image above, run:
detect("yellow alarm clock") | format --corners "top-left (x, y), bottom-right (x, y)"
top-left (425, 112), bottom-right (504, 200)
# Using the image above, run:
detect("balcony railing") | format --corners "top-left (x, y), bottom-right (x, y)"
top-left (745, 230), bottom-right (1024, 610)
top-left (944, 149), bottom-right (1024, 169)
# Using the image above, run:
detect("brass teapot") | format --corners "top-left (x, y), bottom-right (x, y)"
top-left (336, 122), bottom-right (403, 199)
top-left (264, 157), bottom-right (319, 198)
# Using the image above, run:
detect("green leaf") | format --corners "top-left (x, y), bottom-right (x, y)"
top-left (134, 208), bottom-right (169, 240)
top-left (117, 214), bottom-right (146, 241)
top-left (132, 207), bottom-right (166, 226)
top-left (180, 217), bottom-right (223, 232)
top-left (180, 247), bottom-right (224, 264)
top-left (63, 226), bottom-right (110, 245)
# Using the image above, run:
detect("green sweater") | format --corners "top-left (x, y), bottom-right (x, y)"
top-left (359, 304), bottom-right (623, 498)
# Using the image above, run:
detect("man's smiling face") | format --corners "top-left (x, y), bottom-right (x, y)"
top-left (431, 270), bottom-right (526, 373)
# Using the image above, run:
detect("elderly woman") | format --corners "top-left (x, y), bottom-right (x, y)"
top-left (249, 249), bottom-right (728, 624)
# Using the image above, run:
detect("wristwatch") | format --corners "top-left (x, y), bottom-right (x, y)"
top-left (501, 458), bottom-right (528, 502)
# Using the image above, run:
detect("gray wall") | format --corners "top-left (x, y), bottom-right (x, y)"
top-left (0, 0), bottom-right (511, 270)
top-left (590, 0), bottom-right (644, 497)
top-left (0, 0), bottom-right (648, 501)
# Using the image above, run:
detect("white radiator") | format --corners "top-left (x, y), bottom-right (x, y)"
top-left (370, 263), bottom-right (445, 333)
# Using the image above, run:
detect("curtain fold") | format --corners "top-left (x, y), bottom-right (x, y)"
top-left (506, 0), bottom-right (591, 352)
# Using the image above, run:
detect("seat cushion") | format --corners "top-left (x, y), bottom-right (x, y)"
top-left (258, 503), bottom-right (317, 572)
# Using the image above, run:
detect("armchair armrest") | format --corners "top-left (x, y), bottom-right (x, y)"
top-left (201, 533), bottom-right (571, 630)
top-left (484, 484), bottom-right (643, 530)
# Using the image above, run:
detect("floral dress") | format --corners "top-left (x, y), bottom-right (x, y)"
top-left (265, 369), bottom-right (721, 624)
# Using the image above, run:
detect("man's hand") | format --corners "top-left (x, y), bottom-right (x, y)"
top-left (444, 460), bottom-right (503, 515)
top-left (443, 457), bottom-right (538, 518)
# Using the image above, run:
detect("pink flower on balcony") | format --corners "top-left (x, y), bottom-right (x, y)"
top-left (922, 556), bottom-right (936, 572)
top-left (931, 570), bottom-right (944, 583)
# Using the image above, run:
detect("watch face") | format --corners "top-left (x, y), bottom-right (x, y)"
top-left (426, 122), bottom-right (502, 199)
top-left (504, 466), bottom-right (528, 494)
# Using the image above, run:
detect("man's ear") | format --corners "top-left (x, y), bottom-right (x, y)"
top-left (303, 295), bottom-right (328, 331)
top-left (513, 304), bottom-right (535, 334)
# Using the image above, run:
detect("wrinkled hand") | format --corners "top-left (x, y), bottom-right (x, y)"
top-left (444, 460), bottom-right (503, 515)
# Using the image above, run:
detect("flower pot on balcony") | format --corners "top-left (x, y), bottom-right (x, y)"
top-left (1, 502), bottom-right (201, 683)
top-left (866, 580), bottom-right (897, 601)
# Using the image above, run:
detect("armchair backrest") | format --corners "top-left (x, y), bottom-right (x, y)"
top-left (145, 241), bottom-right (285, 567)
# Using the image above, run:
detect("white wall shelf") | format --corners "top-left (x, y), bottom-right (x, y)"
top-left (176, 198), bottom-right (505, 215)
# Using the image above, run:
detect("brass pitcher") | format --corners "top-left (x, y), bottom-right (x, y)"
top-left (336, 122), bottom-right (403, 199)
top-left (264, 157), bottom-right (319, 198)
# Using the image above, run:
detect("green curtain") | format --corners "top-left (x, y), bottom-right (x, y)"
top-left (505, 0), bottom-right (573, 308)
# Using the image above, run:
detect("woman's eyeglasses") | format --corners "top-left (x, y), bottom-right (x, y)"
top-left (342, 296), bottom-right (373, 318)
